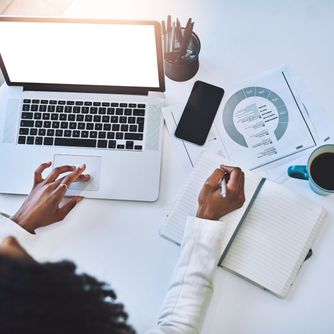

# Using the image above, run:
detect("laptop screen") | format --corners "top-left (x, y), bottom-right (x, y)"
top-left (0, 18), bottom-right (164, 93)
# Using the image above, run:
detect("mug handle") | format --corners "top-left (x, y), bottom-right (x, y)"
top-left (287, 165), bottom-right (309, 180)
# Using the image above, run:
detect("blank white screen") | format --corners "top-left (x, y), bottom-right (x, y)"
top-left (0, 21), bottom-right (160, 88)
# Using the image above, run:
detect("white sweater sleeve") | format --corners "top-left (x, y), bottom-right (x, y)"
top-left (145, 216), bottom-right (226, 334)
top-left (0, 213), bottom-right (32, 239)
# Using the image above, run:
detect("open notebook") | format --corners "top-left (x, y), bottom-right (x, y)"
top-left (160, 151), bottom-right (326, 297)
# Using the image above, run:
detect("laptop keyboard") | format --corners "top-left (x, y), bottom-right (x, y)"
top-left (18, 99), bottom-right (146, 150)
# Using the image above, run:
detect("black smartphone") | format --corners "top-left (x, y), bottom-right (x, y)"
top-left (175, 81), bottom-right (224, 145)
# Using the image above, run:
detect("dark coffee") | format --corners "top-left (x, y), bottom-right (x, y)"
top-left (310, 152), bottom-right (334, 190)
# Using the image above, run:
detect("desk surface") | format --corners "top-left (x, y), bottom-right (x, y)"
top-left (1, 0), bottom-right (334, 333)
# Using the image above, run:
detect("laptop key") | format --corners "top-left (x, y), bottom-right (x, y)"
top-left (73, 130), bottom-right (80, 137)
top-left (20, 120), bottom-right (34, 127)
top-left (116, 132), bottom-right (123, 140)
top-left (23, 99), bottom-right (31, 103)
top-left (55, 138), bottom-right (96, 148)
top-left (117, 144), bottom-right (125, 149)
top-left (59, 114), bottom-right (67, 121)
top-left (134, 145), bottom-right (143, 150)
top-left (126, 141), bottom-right (134, 149)
top-left (129, 125), bottom-right (137, 132)
top-left (102, 102), bottom-right (110, 107)
top-left (116, 108), bottom-right (123, 115)
top-left (82, 107), bottom-right (89, 114)
top-left (138, 123), bottom-right (144, 132)
top-left (34, 113), bottom-right (42, 120)
top-left (93, 102), bottom-right (101, 106)
top-left (47, 129), bottom-right (55, 136)
top-left (102, 116), bottom-right (110, 123)
top-left (108, 140), bottom-right (116, 148)
top-left (121, 125), bottom-right (128, 132)
top-left (120, 103), bottom-right (127, 107)
top-left (90, 131), bottom-right (97, 138)
top-left (125, 133), bottom-right (143, 140)
top-left (48, 105), bottom-right (55, 112)
top-left (67, 101), bottom-right (75, 105)
top-left (42, 113), bottom-right (50, 120)
top-left (39, 105), bottom-right (47, 112)
top-left (98, 140), bottom-right (107, 148)
top-left (18, 136), bottom-right (26, 144)
top-left (119, 117), bottom-right (127, 124)
top-left (107, 108), bottom-right (115, 115)
top-left (56, 106), bottom-right (64, 112)
top-left (35, 137), bottom-right (43, 145)
top-left (110, 116), bottom-right (118, 123)
top-left (95, 124), bottom-right (103, 131)
top-left (103, 124), bottom-right (111, 131)
top-left (30, 128), bottom-right (37, 136)
top-left (26, 136), bottom-right (34, 145)
top-left (58, 100), bottom-right (66, 105)
top-left (19, 128), bottom-right (29, 135)
top-left (55, 130), bottom-right (63, 137)
top-left (128, 117), bottom-right (135, 124)
top-left (75, 101), bottom-right (83, 106)
top-left (84, 101), bottom-right (92, 106)
top-left (78, 123), bottom-right (85, 130)
top-left (129, 103), bottom-right (136, 108)
top-left (107, 132), bottom-right (115, 139)
top-left (81, 131), bottom-right (89, 138)
top-left (99, 107), bottom-right (106, 115)
top-left (98, 132), bottom-right (106, 139)
top-left (65, 106), bottom-right (72, 113)
top-left (93, 115), bottom-right (101, 123)
top-left (112, 124), bottom-right (120, 131)
top-left (64, 130), bottom-right (71, 137)
top-left (21, 112), bottom-right (33, 119)
top-left (86, 123), bottom-right (94, 130)
top-left (49, 100), bottom-right (57, 104)
top-left (68, 114), bottom-right (75, 121)
top-left (111, 103), bottom-right (119, 107)
top-left (69, 122), bottom-right (77, 129)
top-left (22, 104), bottom-right (30, 111)
top-left (32, 99), bottom-right (40, 104)
top-left (124, 108), bottom-right (132, 115)
top-left (38, 129), bottom-right (46, 136)
top-left (90, 107), bottom-right (98, 114)
top-left (138, 104), bottom-right (146, 108)
top-left (51, 113), bottom-right (58, 120)
top-left (44, 137), bottom-right (53, 145)
top-left (85, 115), bottom-right (92, 122)
top-left (76, 115), bottom-right (84, 122)
top-left (31, 105), bottom-right (38, 111)
top-left (61, 122), bottom-right (68, 129)
top-left (41, 100), bottom-right (48, 104)
top-left (35, 121), bottom-right (43, 128)
top-left (73, 106), bottom-right (81, 113)
top-left (133, 109), bottom-right (145, 116)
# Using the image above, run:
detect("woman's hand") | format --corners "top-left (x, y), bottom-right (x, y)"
top-left (196, 165), bottom-right (245, 220)
top-left (10, 162), bottom-right (90, 233)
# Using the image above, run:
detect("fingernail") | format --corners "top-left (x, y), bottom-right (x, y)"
top-left (76, 197), bottom-right (83, 203)
top-left (79, 164), bottom-right (86, 170)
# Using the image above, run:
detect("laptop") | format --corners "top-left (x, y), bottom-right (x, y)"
top-left (0, 17), bottom-right (165, 201)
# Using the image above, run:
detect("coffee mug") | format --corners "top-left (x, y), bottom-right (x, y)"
top-left (288, 144), bottom-right (334, 195)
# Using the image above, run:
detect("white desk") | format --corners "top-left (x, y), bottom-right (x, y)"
top-left (1, 0), bottom-right (334, 333)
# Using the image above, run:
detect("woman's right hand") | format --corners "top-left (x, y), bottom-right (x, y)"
top-left (196, 165), bottom-right (245, 221)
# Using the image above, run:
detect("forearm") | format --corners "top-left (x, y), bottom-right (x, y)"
top-left (147, 217), bottom-right (225, 334)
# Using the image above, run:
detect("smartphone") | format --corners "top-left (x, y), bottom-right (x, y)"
top-left (175, 81), bottom-right (224, 145)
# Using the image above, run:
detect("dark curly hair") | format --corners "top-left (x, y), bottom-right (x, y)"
top-left (0, 254), bottom-right (135, 334)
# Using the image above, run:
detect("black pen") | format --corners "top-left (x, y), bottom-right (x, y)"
top-left (176, 18), bottom-right (182, 46)
top-left (161, 20), bottom-right (167, 52)
top-left (180, 18), bottom-right (193, 58)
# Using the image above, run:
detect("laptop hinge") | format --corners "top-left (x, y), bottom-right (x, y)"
top-left (22, 84), bottom-right (149, 96)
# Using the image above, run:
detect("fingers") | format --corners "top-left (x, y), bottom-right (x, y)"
top-left (220, 165), bottom-right (243, 192)
top-left (204, 168), bottom-right (226, 190)
top-left (56, 196), bottom-right (82, 221)
top-left (34, 161), bottom-right (52, 186)
top-left (55, 173), bottom-right (90, 185)
top-left (44, 165), bottom-right (76, 183)
top-left (60, 164), bottom-right (86, 188)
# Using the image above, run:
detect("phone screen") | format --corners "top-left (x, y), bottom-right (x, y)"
top-left (175, 81), bottom-right (224, 145)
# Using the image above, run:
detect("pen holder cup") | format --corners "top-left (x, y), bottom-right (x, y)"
top-left (164, 31), bottom-right (201, 82)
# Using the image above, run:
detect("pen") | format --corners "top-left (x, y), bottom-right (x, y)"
top-left (180, 18), bottom-right (193, 58)
top-left (220, 175), bottom-right (227, 198)
top-left (170, 22), bottom-right (175, 53)
top-left (167, 15), bottom-right (172, 53)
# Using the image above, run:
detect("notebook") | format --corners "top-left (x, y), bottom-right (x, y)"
top-left (160, 151), bottom-right (326, 297)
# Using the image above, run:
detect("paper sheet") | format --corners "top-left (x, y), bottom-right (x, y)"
top-left (163, 66), bottom-right (334, 182)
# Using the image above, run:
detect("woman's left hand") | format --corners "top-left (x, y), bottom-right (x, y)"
top-left (10, 162), bottom-right (90, 233)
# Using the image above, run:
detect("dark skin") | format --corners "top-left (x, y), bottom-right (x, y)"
top-left (0, 163), bottom-right (245, 261)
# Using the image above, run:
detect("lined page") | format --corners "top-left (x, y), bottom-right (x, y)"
top-left (222, 181), bottom-right (325, 297)
top-left (160, 151), bottom-right (263, 248)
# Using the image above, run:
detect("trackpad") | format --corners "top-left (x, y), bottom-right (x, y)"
top-left (53, 154), bottom-right (101, 191)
